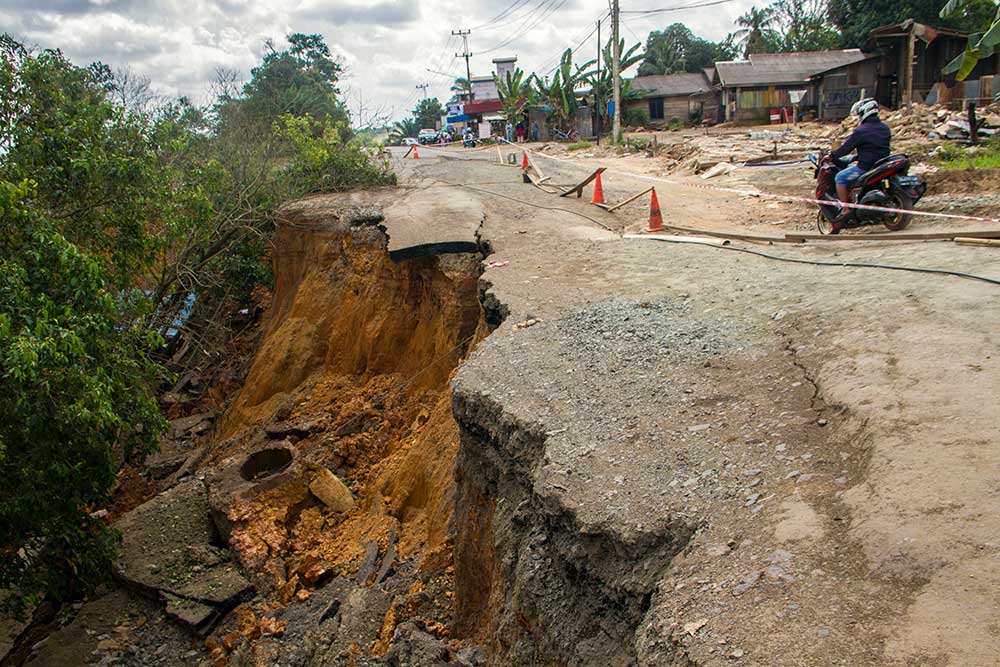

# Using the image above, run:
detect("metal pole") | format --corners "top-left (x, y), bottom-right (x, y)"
top-left (612, 0), bottom-right (621, 144)
top-left (596, 19), bottom-right (602, 146)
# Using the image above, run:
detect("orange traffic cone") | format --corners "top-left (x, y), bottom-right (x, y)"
top-left (521, 152), bottom-right (529, 169)
top-left (412, 146), bottom-right (419, 159)
top-left (591, 171), bottom-right (606, 205)
top-left (646, 188), bottom-right (663, 232)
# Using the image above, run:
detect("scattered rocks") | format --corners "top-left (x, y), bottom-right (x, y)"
top-left (731, 570), bottom-right (761, 597)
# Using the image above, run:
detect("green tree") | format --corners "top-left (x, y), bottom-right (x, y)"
top-left (773, 0), bottom-right (840, 51)
top-left (0, 35), bottom-right (165, 292)
top-left (734, 6), bottom-right (781, 56)
top-left (0, 179), bottom-right (166, 612)
top-left (217, 33), bottom-right (350, 140)
top-left (411, 97), bottom-right (444, 129)
top-left (638, 24), bottom-right (734, 76)
top-left (829, 0), bottom-right (997, 47)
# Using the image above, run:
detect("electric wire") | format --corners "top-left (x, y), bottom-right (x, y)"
top-left (536, 12), bottom-right (608, 78)
top-left (478, 0), bottom-right (571, 55)
top-left (469, 0), bottom-right (535, 31)
top-left (621, 0), bottom-right (739, 14)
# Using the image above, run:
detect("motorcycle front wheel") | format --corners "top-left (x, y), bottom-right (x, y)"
top-left (882, 186), bottom-right (914, 231)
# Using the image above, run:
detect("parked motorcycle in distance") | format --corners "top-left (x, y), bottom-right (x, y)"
top-left (809, 152), bottom-right (927, 234)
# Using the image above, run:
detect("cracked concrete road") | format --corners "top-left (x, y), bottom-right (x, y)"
top-left (391, 146), bottom-right (1000, 666)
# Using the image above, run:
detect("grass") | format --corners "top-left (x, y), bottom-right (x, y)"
top-left (932, 136), bottom-right (1000, 170)
top-left (938, 151), bottom-right (1000, 170)
top-left (566, 140), bottom-right (592, 151)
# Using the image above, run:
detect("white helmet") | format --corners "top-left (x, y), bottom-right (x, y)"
top-left (850, 98), bottom-right (879, 123)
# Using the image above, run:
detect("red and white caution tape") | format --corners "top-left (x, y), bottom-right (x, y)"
top-left (501, 139), bottom-right (1000, 225)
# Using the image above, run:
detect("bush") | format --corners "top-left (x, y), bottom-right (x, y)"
top-left (274, 114), bottom-right (396, 192)
top-left (567, 140), bottom-right (593, 151)
top-left (625, 137), bottom-right (651, 152)
top-left (623, 107), bottom-right (649, 127)
top-left (0, 180), bottom-right (166, 613)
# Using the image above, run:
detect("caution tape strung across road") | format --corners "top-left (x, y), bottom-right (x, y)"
top-left (494, 139), bottom-right (1000, 225)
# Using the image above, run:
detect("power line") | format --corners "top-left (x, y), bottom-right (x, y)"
top-left (477, 0), bottom-right (570, 55)
top-left (469, 0), bottom-right (535, 30)
top-left (621, 0), bottom-right (739, 14)
top-left (534, 11), bottom-right (607, 79)
top-left (538, 16), bottom-right (605, 76)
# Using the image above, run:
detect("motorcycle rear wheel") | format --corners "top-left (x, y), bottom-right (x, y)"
top-left (882, 186), bottom-right (914, 231)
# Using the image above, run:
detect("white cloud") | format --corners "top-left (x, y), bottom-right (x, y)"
top-left (5, 0), bottom-right (760, 121)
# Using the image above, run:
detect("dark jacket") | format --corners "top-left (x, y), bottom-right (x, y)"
top-left (830, 117), bottom-right (891, 171)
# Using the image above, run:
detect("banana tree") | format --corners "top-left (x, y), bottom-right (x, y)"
top-left (583, 38), bottom-right (644, 128)
top-left (532, 48), bottom-right (595, 131)
top-left (941, 0), bottom-right (1000, 81)
top-left (495, 67), bottom-right (534, 121)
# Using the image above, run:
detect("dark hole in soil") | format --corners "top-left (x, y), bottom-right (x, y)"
top-left (240, 447), bottom-right (293, 482)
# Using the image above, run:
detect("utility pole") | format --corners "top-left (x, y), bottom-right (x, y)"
top-left (596, 19), bottom-right (602, 146)
top-left (611, 0), bottom-right (621, 144)
top-left (453, 29), bottom-right (473, 100)
top-left (415, 83), bottom-right (429, 99)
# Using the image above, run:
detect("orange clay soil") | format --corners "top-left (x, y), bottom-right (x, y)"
top-left (208, 221), bottom-right (484, 656)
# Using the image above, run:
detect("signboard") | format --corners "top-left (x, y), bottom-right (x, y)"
top-left (478, 123), bottom-right (491, 139)
top-left (788, 89), bottom-right (808, 104)
top-left (607, 100), bottom-right (615, 115)
top-left (447, 103), bottom-right (464, 116)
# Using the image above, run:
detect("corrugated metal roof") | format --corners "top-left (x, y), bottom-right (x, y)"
top-left (630, 72), bottom-right (713, 98)
top-left (715, 49), bottom-right (869, 86)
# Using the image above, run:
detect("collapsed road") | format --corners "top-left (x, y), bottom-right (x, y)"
top-left (16, 145), bottom-right (1000, 667)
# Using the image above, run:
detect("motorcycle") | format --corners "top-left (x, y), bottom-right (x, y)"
top-left (808, 152), bottom-right (927, 234)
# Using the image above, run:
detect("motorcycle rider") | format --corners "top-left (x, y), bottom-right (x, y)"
top-left (829, 98), bottom-right (891, 210)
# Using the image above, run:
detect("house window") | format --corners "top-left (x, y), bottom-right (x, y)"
top-left (649, 98), bottom-right (664, 120)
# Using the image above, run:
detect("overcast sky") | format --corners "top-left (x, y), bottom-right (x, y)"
top-left (3, 0), bottom-right (760, 123)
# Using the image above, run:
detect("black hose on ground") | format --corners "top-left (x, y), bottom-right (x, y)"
top-left (636, 236), bottom-right (1000, 287)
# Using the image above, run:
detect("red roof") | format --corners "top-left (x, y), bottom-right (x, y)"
top-left (464, 99), bottom-right (503, 114)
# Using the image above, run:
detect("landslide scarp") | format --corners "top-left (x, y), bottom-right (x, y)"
top-left (194, 192), bottom-right (489, 664)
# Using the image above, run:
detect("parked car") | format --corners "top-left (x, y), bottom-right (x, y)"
top-left (402, 137), bottom-right (418, 146)
top-left (417, 128), bottom-right (438, 144)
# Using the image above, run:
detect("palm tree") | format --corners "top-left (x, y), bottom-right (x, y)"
top-left (734, 6), bottom-right (778, 57)
top-left (387, 117), bottom-right (419, 145)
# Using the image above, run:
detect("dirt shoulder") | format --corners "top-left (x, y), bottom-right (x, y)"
top-left (400, 148), bottom-right (1000, 665)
